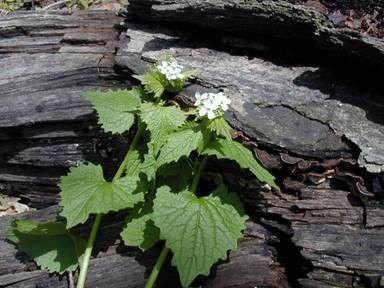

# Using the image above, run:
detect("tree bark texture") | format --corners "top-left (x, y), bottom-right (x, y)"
top-left (0, 6), bottom-right (383, 288)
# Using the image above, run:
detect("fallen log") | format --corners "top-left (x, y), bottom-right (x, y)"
top-left (0, 6), bottom-right (383, 288)
top-left (127, 0), bottom-right (384, 73)
top-left (0, 10), bottom-right (288, 288)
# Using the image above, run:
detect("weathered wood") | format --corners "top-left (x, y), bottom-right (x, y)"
top-left (0, 10), bottom-right (128, 208)
top-left (116, 23), bottom-right (384, 174)
top-left (0, 10), bottom-right (289, 288)
top-left (115, 17), bottom-right (384, 287)
top-left (0, 205), bottom-right (287, 287)
top-left (127, 0), bottom-right (384, 73)
top-left (0, 6), bottom-right (383, 288)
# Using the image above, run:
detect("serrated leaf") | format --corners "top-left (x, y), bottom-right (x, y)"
top-left (157, 158), bottom-right (194, 192)
top-left (157, 157), bottom-right (194, 177)
top-left (125, 147), bottom-right (156, 181)
top-left (206, 117), bottom-right (232, 140)
top-left (83, 88), bottom-right (143, 134)
top-left (124, 150), bottom-right (143, 176)
top-left (6, 220), bottom-right (86, 274)
top-left (157, 128), bottom-right (203, 168)
top-left (120, 206), bottom-right (160, 251)
top-left (152, 186), bottom-right (247, 287)
top-left (141, 147), bottom-right (157, 181)
top-left (202, 139), bottom-right (277, 188)
top-left (197, 126), bottom-right (214, 154)
top-left (133, 71), bottom-right (165, 99)
top-left (140, 103), bottom-right (187, 154)
top-left (60, 163), bottom-right (145, 228)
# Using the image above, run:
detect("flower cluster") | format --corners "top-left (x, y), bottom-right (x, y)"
top-left (195, 92), bottom-right (231, 120)
top-left (157, 59), bottom-right (185, 81)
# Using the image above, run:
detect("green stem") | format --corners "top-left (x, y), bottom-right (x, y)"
top-left (113, 122), bottom-right (145, 182)
top-left (76, 214), bottom-right (102, 288)
top-left (76, 122), bottom-right (145, 288)
top-left (190, 155), bottom-right (208, 195)
top-left (144, 247), bottom-right (169, 288)
top-left (144, 155), bottom-right (208, 288)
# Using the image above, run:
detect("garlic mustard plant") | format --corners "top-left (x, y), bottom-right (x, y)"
top-left (7, 55), bottom-right (277, 288)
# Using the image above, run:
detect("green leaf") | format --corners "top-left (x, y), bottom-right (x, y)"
top-left (133, 71), bottom-right (165, 99)
top-left (60, 163), bottom-right (144, 228)
top-left (141, 147), bottom-right (157, 181)
top-left (140, 103), bottom-right (187, 153)
top-left (125, 148), bottom-right (157, 181)
top-left (182, 69), bottom-right (198, 79)
top-left (120, 205), bottom-right (160, 251)
top-left (7, 220), bottom-right (86, 274)
top-left (79, 0), bottom-right (89, 8)
top-left (157, 158), bottom-right (194, 192)
top-left (152, 186), bottom-right (247, 287)
top-left (83, 88), bottom-right (143, 134)
top-left (157, 128), bottom-right (203, 168)
top-left (124, 150), bottom-right (143, 176)
top-left (206, 117), bottom-right (232, 140)
top-left (202, 139), bottom-right (277, 188)
top-left (211, 185), bottom-right (245, 216)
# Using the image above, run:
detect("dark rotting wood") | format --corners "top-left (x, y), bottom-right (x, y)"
top-left (0, 6), bottom-right (383, 288)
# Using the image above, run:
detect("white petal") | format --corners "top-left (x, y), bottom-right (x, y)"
top-left (205, 99), bottom-right (219, 110)
top-left (199, 107), bottom-right (208, 116)
top-left (202, 99), bottom-right (213, 108)
top-left (207, 110), bottom-right (216, 119)
top-left (211, 96), bottom-right (222, 107)
top-left (222, 97), bottom-right (231, 105)
top-left (221, 103), bottom-right (229, 111)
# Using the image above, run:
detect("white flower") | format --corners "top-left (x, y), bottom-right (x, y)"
top-left (157, 59), bottom-right (185, 81)
top-left (194, 92), bottom-right (231, 120)
top-left (194, 92), bottom-right (208, 106)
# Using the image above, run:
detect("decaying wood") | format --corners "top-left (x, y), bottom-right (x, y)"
top-left (127, 0), bottom-right (384, 73)
top-left (0, 7), bottom-right (383, 288)
top-left (0, 10), bottom-right (288, 288)
top-left (116, 22), bottom-right (384, 174)
top-left (0, 10), bottom-right (129, 208)
top-left (0, 205), bottom-right (287, 287)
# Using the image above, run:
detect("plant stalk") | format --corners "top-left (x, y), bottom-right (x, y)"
top-left (76, 123), bottom-right (145, 288)
top-left (144, 155), bottom-right (208, 288)
top-left (76, 213), bottom-right (102, 288)
top-left (144, 246), bottom-right (170, 288)
top-left (113, 122), bottom-right (145, 182)
top-left (190, 155), bottom-right (208, 195)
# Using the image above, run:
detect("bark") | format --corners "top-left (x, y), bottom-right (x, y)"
top-left (126, 0), bottom-right (384, 73)
top-left (0, 7), bottom-right (383, 288)
top-left (0, 10), bottom-right (287, 288)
